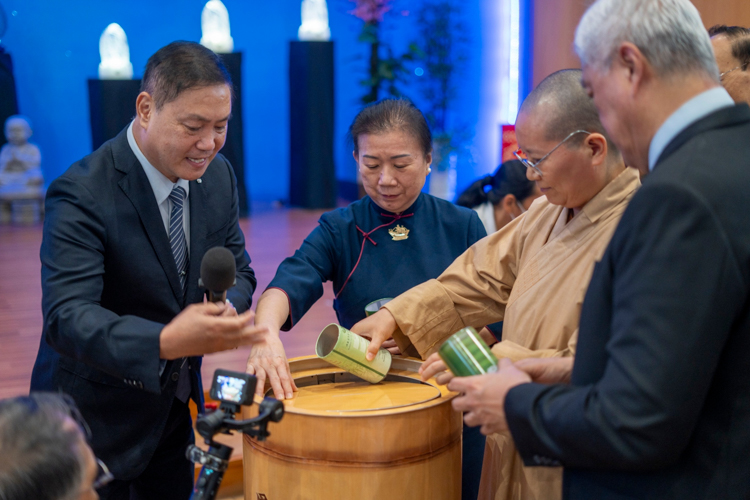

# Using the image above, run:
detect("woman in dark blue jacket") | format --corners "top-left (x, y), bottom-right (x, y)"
top-left (247, 98), bottom-right (486, 499)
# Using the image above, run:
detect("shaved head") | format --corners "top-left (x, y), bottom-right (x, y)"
top-left (519, 69), bottom-right (619, 157)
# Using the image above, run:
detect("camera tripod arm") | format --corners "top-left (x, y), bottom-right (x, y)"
top-left (220, 397), bottom-right (285, 440)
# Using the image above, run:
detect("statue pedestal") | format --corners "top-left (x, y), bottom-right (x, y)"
top-left (289, 41), bottom-right (336, 209)
top-left (0, 187), bottom-right (45, 225)
top-left (0, 50), bottom-right (20, 149)
top-left (217, 52), bottom-right (249, 217)
top-left (87, 79), bottom-right (142, 151)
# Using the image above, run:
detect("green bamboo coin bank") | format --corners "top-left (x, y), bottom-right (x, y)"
top-left (438, 327), bottom-right (499, 377)
top-left (364, 298), bottom-right (393, 316)
top-left (316, 323), bottom-right (392, 383)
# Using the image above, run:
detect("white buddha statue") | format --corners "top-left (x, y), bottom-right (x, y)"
top-left (0, 115), bottom-right (43, 192)
top-left (98, 23), bottom-right (133, 79)
top-left (298, 0), bottom-right (331, 41)
top-left (200, 0), bottom-right (234, 53)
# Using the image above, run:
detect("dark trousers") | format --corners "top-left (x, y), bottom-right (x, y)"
top-left (98, 399), bottom-right (195, 500)
top-left (463, 422), bottom-right (486, 500)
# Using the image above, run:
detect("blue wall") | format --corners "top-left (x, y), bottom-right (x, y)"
top-left (1, 0), bottom-right (523, 203)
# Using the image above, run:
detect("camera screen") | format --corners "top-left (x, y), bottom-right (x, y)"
top-left (216, 375), bottom-right (246, 403)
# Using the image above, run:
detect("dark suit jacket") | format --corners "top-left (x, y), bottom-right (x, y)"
top-left (505, 104), bottom-right (750, 499)
top-left (30, 129), bottom-right (257, 480)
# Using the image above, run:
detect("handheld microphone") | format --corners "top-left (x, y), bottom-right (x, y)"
top-left (199, 247), bottom-right (236, 303)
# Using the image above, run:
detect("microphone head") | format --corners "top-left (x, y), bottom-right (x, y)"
top-left (200, 247), bottom-right (236, 292)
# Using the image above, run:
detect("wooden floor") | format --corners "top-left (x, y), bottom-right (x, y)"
top-left (0, 203), bottom-right (338, 400)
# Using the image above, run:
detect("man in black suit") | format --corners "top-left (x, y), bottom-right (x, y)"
top-left (448, 0), bottom-right (750, 498)
top-left (30, 41), bottom-right (266, 499)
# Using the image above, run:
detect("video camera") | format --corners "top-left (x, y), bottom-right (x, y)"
top-left (187, 369), bottom-right (284, 500)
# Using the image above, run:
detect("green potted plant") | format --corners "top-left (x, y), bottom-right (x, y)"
top-left (410, 0), bottom-right (469, 200)
top-left (347, 0), bottom-right (418, 197)
top-left (347, 0), bottom-right (415, 103)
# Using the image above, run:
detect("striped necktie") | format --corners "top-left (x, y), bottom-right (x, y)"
top-left (168, 186), bottom-right (191, 402)
top-left (168, 186), bottom-right (188, 292)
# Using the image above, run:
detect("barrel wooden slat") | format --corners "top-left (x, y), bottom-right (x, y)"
top-left (242, 356), bottom-right (462, 500)
top-left (244, 438), bottom-right (461, 500)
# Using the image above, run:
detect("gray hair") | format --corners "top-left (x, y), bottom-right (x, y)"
top-left (0, 394), bottom-right (86, 500)
top-left (575, 0), bottom-right (718, 80)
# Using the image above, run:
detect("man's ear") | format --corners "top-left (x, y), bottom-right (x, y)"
top-left (135, 92), bottom-right (155, 129)
top-left (584, 133), bottom-right (608, 166)
top-left (616, 41), bottom-right (648, 96)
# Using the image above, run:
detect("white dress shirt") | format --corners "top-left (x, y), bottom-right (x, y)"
top-left (127, 121), bottom-right (192, 373)
top-left (127, 120), bottom-right (191, 253)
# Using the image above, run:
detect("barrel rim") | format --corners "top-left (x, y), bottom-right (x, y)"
top-left (251, 355), bottom-right (456, 418)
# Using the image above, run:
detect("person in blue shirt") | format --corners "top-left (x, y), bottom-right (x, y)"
top-left (246, 98), bottom-right (486, 499)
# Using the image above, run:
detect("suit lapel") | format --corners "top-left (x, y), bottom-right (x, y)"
top-left (112, 131), bottom-right (185, 303)
top-left (184, 184), bottom-right (210, 407)
top-left (185, 178), bottom-right (209, 306)
top-left (656, 104), bottom-right (750, 168)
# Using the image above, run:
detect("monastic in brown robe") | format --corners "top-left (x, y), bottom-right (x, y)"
top-left (384, 167), bottom-right (641, 500)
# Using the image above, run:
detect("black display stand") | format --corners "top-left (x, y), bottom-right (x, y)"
top-left (289, 41), bottom-right (336, 209)
top-left (88, 79), bottom-right (141, 151)
top-left (218, 52), bottom-right (249, 217)
top-left (0, 48), bottom-right (20, 148)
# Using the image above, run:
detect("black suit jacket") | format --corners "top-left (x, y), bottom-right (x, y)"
top-left (505, 104), bottom-right (750, 498)
top-left (30, 129), bottom-right (257, 479)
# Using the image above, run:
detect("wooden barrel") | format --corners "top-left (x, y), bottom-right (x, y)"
top-left (243, 355), bottom-right (462, 500)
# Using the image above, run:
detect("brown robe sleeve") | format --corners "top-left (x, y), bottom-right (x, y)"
top-left (491, 328), bottom-right (578, 362)
top-left (385, 216), bottom-right (525, 358)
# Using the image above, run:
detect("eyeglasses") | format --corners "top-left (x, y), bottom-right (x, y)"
top-left (513, 129), bottom-right (592, 177)
top-left (720, 63), bottom-right (749, 80)
top-left (92, 458), bottom-right (114, 489)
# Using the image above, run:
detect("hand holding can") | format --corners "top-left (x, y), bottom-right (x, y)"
top-left (438, 327), bottom-right (499, 377)
top-left (316, 324), bottom-right (392, 383)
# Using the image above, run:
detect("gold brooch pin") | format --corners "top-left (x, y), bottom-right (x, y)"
top-left (388, 224), bottom-right (410, 241)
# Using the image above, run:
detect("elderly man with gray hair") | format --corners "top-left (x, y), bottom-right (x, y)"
top-left (447, 0), bottom-right (750, 498)
top-left (0, 393), bottom-right (112, 500)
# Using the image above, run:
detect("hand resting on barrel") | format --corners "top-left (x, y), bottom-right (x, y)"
top-left (246, 333), bottom-right (297, 401)
top-left (245, 289), bottom-right (298, 400)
